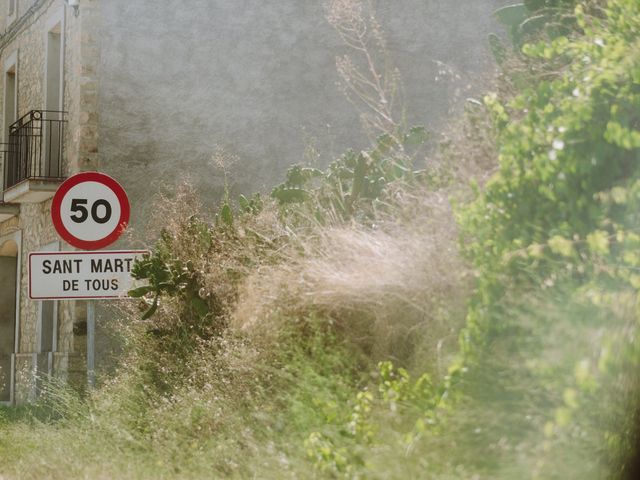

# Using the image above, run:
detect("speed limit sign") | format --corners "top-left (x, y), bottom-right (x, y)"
top-left (51, 172), bottom-right (131, 250)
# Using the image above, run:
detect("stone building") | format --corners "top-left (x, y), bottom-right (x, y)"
top-left (0, 0), bottom-right (506, 405)
top-left (0, 0), bottom-right (98, 405)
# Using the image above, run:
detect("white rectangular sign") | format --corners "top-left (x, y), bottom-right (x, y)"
top-left (29, 250), bottom-right (148, 300)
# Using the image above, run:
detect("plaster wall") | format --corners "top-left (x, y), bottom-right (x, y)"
top-left (98, 0), bottom-right (510, 229)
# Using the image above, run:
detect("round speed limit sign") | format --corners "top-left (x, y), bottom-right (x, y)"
top-left (51, 172), bottom-right (131, 250)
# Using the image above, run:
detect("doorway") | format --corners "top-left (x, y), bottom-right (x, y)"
top-left (0, 237), bottom-right (18, 403)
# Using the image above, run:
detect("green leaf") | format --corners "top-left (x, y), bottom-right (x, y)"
top-left (494, 4), bottom-right (528, 27)
top-left (141, 296), bottom-right (159, 320)
top-left (391, 161), bottom-right (410, 180)
top-left (548, 235), bottom-right (574, 257)
top-left (586, 230), bottom-right (610, 256)
top-left (128, 285), bottom-right (154, 298)
top-left (375, 133), bottom-right (398, 154)
top-left (519, 14), bottom-right (548, 37)
top-left (191, 297), bottom-right (209, 318)
top-left (220, 203), bottom-right (233, 226)
top-left (284, 165), bottom-right (323, 186)
top-left (610, 187), bottom-right (628, 204)
top-left (605, 121), bottom-right (640, 150)
top-left (238, 194), bottom-right (250, 212)
top-left (523, 0), bottom-right (544, 10)
top-left (403, 126), bottom-right (428, 147)
top-left (563, 388), bottom-right (578, 409)
top-left (351, 152), bottom-right (370, 200)
top-left (271, 187), bottom-right (310, 204)
top-left (554, 407), bottom-right (571, 427)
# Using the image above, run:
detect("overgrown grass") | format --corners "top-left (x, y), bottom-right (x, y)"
top-left (2, 282), bottom-right (632, 479)
top-left (0, 322), bottom-right (362, 478)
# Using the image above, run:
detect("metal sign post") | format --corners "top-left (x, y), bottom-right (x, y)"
top-left (27, 172), bottom-right (141, 391)
top-left (87, 301), bottom-right (95, 389)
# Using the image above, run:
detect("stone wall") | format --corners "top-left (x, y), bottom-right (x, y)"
top-left (0, 0), bottom-right (67, 356)
top-left (0, 0), bottom-right (93, 402)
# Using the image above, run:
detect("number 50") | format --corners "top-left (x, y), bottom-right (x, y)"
top-left (70, 199), bottom-right (112, 224)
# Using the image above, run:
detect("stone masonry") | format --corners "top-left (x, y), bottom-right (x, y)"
top-left (0, 0), bottom-right (100, 403)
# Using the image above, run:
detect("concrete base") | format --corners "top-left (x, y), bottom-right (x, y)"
top-left (13, 353), bottom-right (36, 404)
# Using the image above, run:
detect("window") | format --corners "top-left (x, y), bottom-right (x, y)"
top-left (3, 52), bottom-right (17, 143)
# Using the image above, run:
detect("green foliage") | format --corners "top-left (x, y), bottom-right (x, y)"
top-left (272, 127), bottom-right (429, 222)
top-left (217, 193), bottom-right (264, 227)
top-left (130, 218), bottom-right (211, 323)
top-left (304, 360), bottom-right (444, 477)
top-left (493, 0), bottom-right (578, 48)
top-left (130, 192), bottom-right (265, 322)
top-left (378, 361), bottom-right (436, 410)
top-left (470, 0), bottom-right (638, 277)
top-left (304, 390), bottom-right (374, 477)
top-left (457, 0), bottom-right (640, 472)
top-left (237, 192), bottom-right (264, 215)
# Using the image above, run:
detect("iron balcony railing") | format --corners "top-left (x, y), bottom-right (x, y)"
top-left (0, 148), bottom-right (7, 203)
top-left (3, 110), bottom-right (67, 191)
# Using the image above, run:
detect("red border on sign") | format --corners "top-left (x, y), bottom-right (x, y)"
top-left (51, 172), bottom-right (131, 250)
top-left (28, 250), bottom-right (149, 300)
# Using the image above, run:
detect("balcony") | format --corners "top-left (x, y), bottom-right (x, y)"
top-left (2, 110), bottom-right (67, 204)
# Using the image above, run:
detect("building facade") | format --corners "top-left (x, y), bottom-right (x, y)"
top-left (0, 0), bottom-right (506, 405)
top-left (0, 0), bottom-right (100, 404)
